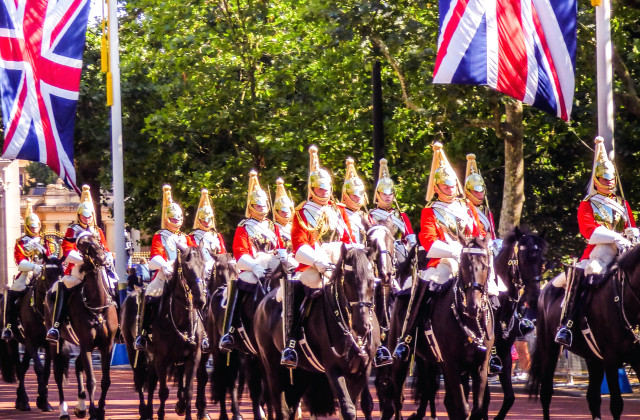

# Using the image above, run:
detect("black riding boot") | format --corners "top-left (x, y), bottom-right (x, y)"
top-left (2, 290), bottom-right (24, 341)
top-left (280, 278), bottom-right (298, 368)
top-left (47, 283), bottom-right (68, 343)
top-left (393, 279), bottom-right (432, 362)
top-left (555, 268), bottom-right (584, 347)
top-left (134, 295), bottom-right (159, 351)
top-left (219, 279), bottom-right (241, 352)
top-left (281, 284), bottom-right (320, 368)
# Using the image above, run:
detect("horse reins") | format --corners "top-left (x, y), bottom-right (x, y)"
top-left (167, 250), bottom-right (199, 345)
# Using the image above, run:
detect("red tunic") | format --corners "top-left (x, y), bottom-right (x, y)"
top-left (232, 220), bottom-right (283, 262)
top-left (578, 198), bottom-right (635, 260)
top-left (291, 200), bottom-right (355, 272)
top-left (62, 224), bottom-right (109, 275)
top-left (14, 235), bottom-right (53, 265)
top-left (150, 231), bottom-right (197, 260)
top-left (418, 200), bottom-right (486, 268)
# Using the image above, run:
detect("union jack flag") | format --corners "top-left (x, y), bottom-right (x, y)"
top-left (0, 0), bottom-right (91, 192)
top-left (433, 0), bottom-right (577, 121)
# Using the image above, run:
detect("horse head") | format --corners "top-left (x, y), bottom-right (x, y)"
top-left (210, 253), bottom-right (239, 293)
top-left (459, 235), bottom-right (491, 316)
top-left (496, 226), bottom-right (547, 309)
top-left (332, 243), bottom-right (376, 345)
top-left (42, 255), bottom-right (64, 290)
top-left (76, 232), bottom-right (108, 271)
top-left (364, 216), bottom-right (398, 288)
top-left (170, 245), bottom-right (207, 310)
top-left (615, 242), bottom-right (640, 292)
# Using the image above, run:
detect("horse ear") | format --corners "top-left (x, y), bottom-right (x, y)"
top-left (514, 226), bottom-right (523, 239)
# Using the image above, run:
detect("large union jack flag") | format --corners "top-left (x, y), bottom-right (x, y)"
top-left (0, 0), bottom-right (91, 192)
top-left (433, 0), bottom-right (577, 121)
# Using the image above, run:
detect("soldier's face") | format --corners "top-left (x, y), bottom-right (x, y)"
top-left (596, 176), bottom-right (615, 193)
top-left (469, 190), bottom-right (484, 202)
top-left (199, 217), bottom-right (212, 229)
top-left (313, 187), bottom-right (330, 199)
top-left (80, 214), bottom-right (93, 226)
top-left (379, 191), bottom-right (394, 205)
top-left (29, 225), bottom-right (41, 236)
top-left (349, 193), bottom-right (364, 206)
top-left (277, 209), bottom-right (291, 220)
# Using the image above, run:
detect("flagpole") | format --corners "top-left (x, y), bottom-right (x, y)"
top-left (108, 0), bottom-right (126, 297)
top-left (595, 0), bottom-right (614, 159)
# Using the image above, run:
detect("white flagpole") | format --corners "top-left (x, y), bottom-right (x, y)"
top-left (108, 0), bottom-right (126, 295)
top-left (595, 0), bottom-right (615, 159)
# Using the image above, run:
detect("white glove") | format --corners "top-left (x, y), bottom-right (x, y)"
top-left (276, 248), bottom-right (288, 262)
top-left (451, 241), bottom-right (463, 260)
top-left (405, 234), bottom-right (417, 248)
top-left (162, 260), bottom-right (174, 276)
top-left (252, 265), bottom-right (266, 279)
top-left (33, 264), bottom-right (43, 277)
top-left (615, 236), bottom-right (631, 252)
top-left (205, 260), bottom-right (215, 277)
top-left (625, 227), bottom-right (640, 241)
top-left (105, 252), bottom-right (115, 265)
top-left (314, 259), bottom-right (330, 274)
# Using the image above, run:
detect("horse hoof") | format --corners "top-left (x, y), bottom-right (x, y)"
top-left (15, 400), bottom-right (30, 411)
top-left (74, 407), bottom-right (87, 418)
top-left (198, 413), bottom-right (213, 420)
top-left (175, 399), bottom-right (186, 416)
top-left (60, 415), bottom-right (71, 420)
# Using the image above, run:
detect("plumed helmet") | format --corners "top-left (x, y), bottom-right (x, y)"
top-left (464, 154), bottom-right (486, 205)
top-left (308, 146), bottom-right (332, 205)
top-left (589, 136), bottom-right (617, 195)
top-left (245, 170), bottom-right (269, 220)
top-left (24, 198), bottom-right (41, 236)
top-left (77, 185), bottom-right (96, 226)
top-left (194, 189), bottom-right (215, 231)
top-left (342, 157), bottom-right (367, 210)
top-left (161, 185), bottom-right (183, 232)
top-left (426, 142), bottom-right (462, 202)
top-left (273, 178), bottom-right (294, 225)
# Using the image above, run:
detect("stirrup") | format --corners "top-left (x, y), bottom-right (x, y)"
top-left (46, 327), bottom-right (60, 343)
top-left (219, 332), bottom-right (234, 352)
top-left (202, 336), bottom-right (210, 354)
top-left (1, 327), bottom-right (13, 341)
top-left (518, 317), bottom-right (535, 336)
top-left (134, 335), bottom-right (148, 351)
top-left (374, 345), bottom-right (393, 367)
top-left (489, 354), bottom-right (503, 375)
top-left (554, 327), bottom-right (572, 347)
top-left (280, 347), bottom-right (298, 369)
top-left (393, 340), bottom-right (411, 362)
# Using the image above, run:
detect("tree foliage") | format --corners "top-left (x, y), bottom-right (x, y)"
top-left (73, 0), bottom-right (640, 261)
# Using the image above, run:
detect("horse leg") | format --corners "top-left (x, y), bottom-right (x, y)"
top-left (15, 349), bottom-right (31, 411)
top-left (75, 355), bottom-right (87, 418)
top-left (52, 343), bottom-right (71, 420)
top-left (539, 342), bottom-right (561, 420)
top-left (157, 364), bottom-right (169, 420)
top-left (441, 364), bottom-right (469, 420)
top-left (604, 365), bottom-right (623, 420)
top-left (196, 355), bottom-right (211, 420)
top-left (38, 346), bottom-right (54, 412)
top-left (469, 362), bottom-right (490, 420)
top-left (326, 369), bottom-right (357, 420)
top-left (584, 358), bottom-right (604, 420)
top-left (175, 364), bottom-right (187, 416)
top-left (360, 382), bottom-right (374, 420)
top-left (78, 350), bottom-right (97, 420)
top-left (145, 366), bottom-right (158, 420)
top-left (29, 341), bottom-right (53, 412)
top-left (96, 345), bottom-right (112, 420)
top-left (495, 342), bottom-right (514, 420)
top-left (392, 360), bottom-right (411, 420)
top-left (183, 354), bottom-right (200, 420)
top-left (248, 356), bottom-right (265, 420)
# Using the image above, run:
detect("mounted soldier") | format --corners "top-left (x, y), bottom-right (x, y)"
top-left (219, 171), bottom-right (285, 352)
top-left (393, 142), bottom-right (486, 361)
top-left (279, 145), bottom-right (355, 368)
top-left (555, 137), bottom-right (638, 347)
top-left (2, 199), bottom-right (57, 341)
top-left (342, 157), bottom-right (368, 244)
top-left (369, 158), bottom-right (417, 273)
top-left (134, 185), bottom-right (196, 351)
top-left (47, 185), bottom-right (112, 343)
top-left (189, 188), bottom-right (226, 352)
top-left (273, 178), bottom-right (295, 253)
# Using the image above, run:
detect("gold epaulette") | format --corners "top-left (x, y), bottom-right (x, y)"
top-left (583, 194), bottom-right (596, 202)
top-left (295, 200), bottom-right (308, 211)
top-left (425, 200), bottom-right (437, 208)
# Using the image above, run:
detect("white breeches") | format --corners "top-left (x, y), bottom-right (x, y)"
top-left (145, 270), bottom-right (169, 297)
top-left (9, 272), bottom-right (31, 292)
top-left (551, 244), bottom-right (616, 289)
top-left (418, 258), bottom-right (459, 285)
top-left (319, 242), bottom-right (343, 265)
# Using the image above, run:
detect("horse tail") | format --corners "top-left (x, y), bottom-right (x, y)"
top-left (0, 339), bottom-right (17, 382)
top-left (302, 372), bottom-right (336, 417)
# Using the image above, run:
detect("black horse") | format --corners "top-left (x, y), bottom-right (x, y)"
top-left (121, 245), bottom-right (207, 420)
top-left (491, 227), bottom-right (546, 419)
top-left (46, 233), bottom-right (119, 420)
top-left (0, 256), bottom-right (63, 413)
top-left (254, 243), bottom-right (378, 420)
top-left (385, 236), bottom-right (494, 420)
top-left (529, 243), bottom-right (640, 420)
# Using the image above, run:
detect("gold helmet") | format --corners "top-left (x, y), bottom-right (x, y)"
top-left (273, 178), bottom-right (294, 225)
top-left (426, 142), bottom-right (462, 202)
top-left (375, 158), bottom-right (395, 210)
top-left (77, 185), bottom-right (96, 227)
top-left (308, 145), bottom-right (332, 205)
top-left (193, 188), bottom-right (215, 231)
top-left (161, 185), bottom-right (184, 233)
top-left (588, 136), bottom-right (616, 195)
top-left (342, 157), bottom-right (367, 210)
top-left (245, 170), bottom-right (269, 220)
top-left (464, 154), bottom-right (486, 206)
top-left (24, 198), bottom-right (41, 237)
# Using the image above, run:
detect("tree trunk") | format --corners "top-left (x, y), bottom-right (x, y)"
top-left (498, 100), bottom-right (524, 237)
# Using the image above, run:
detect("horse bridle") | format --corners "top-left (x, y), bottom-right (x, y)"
top-left (460, 246), bottom-right (489, 292)
top-left (167, 249), bottom-right (203, 345)
top-left (366, 225), bottom-right (397, 282)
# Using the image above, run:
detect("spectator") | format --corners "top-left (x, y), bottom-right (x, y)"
top-left (127, 267), bottom-right (142, 293)
top-left (136, 257), bottom-right (151, 283)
